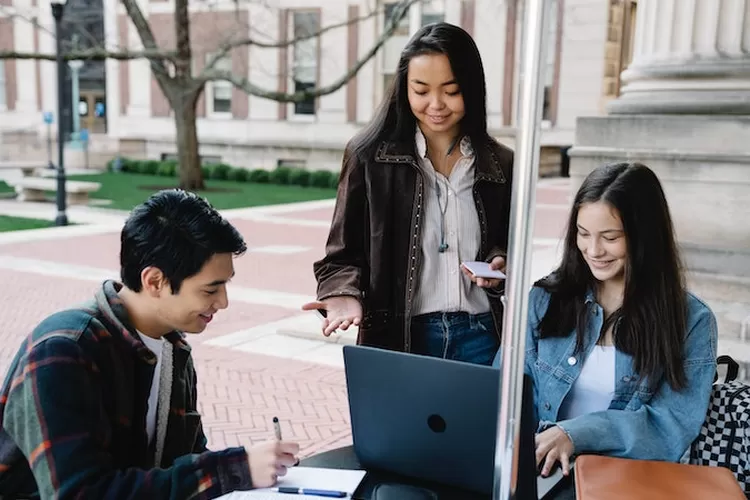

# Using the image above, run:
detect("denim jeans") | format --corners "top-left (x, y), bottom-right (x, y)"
top-left (410, 311), bottom-right (499, 365)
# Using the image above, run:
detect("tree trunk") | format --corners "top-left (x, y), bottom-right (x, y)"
top-left (174, 94), bottom-right (204, 190)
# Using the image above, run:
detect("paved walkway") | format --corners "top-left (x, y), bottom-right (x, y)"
top-left (0, 177), bottom-right (748, 458)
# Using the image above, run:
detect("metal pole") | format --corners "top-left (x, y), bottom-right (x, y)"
top-left (493, 0), bottom-right (549, 499)
top-left (52, 2), bottom-right (68, 226)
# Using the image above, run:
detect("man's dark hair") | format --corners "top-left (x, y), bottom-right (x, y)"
top-left (120, 189), bottom-right (247, 293)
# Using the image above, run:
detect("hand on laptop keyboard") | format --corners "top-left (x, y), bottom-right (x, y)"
top-left (535, 426), bottom-right (574, 477)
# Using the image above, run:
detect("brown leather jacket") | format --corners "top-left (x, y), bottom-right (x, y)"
top-left (313, 138), bottom-right (514, 352)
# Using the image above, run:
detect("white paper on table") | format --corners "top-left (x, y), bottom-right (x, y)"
top-left (216, 466), bottom-right (367, 499)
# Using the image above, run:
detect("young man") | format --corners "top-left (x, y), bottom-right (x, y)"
top-left (0, 189), bottom-right (299, 499)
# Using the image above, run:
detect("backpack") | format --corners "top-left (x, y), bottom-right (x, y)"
top-left (690, 355), bottom-right (750, 496)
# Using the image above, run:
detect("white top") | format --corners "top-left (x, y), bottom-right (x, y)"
top-left (411, 127), bottom-right (491, 316)
top-left (137, 331), bottom-right (165, 445)
top-left (558, 345), bottom-right (616, 421)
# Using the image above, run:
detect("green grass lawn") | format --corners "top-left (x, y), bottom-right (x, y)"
top-left (0, 215), bottom-right (55, 232)
top-left (68, 172), bottom-right (337, 211)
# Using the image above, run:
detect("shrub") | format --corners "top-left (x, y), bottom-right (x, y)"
top-left (201, 165), bottom-right (212, 179)
top-left (269, 166), bottom-right (292, 185)
top-left (157, 161), bottom-right (177, 177)
top-left (107, 157), bottom-right (137, 173)
top-left (135, 160), bottom-right (160, 175)
top-left (329, 173), bottom-right (340, 189)
top-left (248, 169), bottom-right (270, 183)
top-left (227, 167), bottom-right (249, 182)
top-left (287, 167), bottom-right (310, 187)
top-left (310, 170), bottom-right (333, 188)
top-left (130, 160), bottom-right (147, 174)
top-left (121, 159), bottom-right (134, 172)
top-left (209, 163), bottom-right (232, 180)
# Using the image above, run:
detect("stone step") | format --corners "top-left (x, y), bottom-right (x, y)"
top-left (688, 271), bottom-right (750, 342)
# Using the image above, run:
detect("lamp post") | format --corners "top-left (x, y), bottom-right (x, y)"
top-left (51, 0), bottom-right (68, 226)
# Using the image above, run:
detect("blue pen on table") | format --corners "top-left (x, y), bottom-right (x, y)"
top-left (277, 487), bottom-right (347, 498)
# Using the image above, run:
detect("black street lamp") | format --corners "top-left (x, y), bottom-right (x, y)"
top-left (51, 0), bottom-right (68, 226)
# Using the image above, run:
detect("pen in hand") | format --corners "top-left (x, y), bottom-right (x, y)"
top-left (273, 416), bottom-right (282, 441)
top-left (273, 416), bottom-right (300, 466)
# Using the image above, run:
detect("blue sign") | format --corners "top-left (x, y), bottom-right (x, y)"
top-left (80, 128), bottom-right (89, 142)
top-left (95, 102), bottom-right (105, 118)
top-left (43, 112), bottom-right (53, 124)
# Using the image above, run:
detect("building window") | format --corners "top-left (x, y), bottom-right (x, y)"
top-left (384, 2), bottom-right (411, 35)
top-left (381, 2), bottom-right (412, 95)
top-left (421, 0), bottom-right (445, 26)
top-left (0, 63), bottom-right (6, 109)
top-left (206, 54), bottom-right (232, 115)
top-left (379, 1), bottom-right (445, 95)
top-left (291, 11), bottom-right (320, 116)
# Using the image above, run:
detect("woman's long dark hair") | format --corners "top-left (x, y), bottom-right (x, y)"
top-left (349, 22), bottom-right (491, 164)
top-left (537, 162), bottom-right (688, 390)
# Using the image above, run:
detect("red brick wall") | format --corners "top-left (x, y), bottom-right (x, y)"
top-left (0, 18), bottom-right (16, 111)
top-left (149, 13), bottom-right (174, 117)
top-left (149, 11), bottom-right (249, 119)
top-left (34, 20), bottom-right (41, 111)
top-left (119, 14), bottom-right (130, 114)
top-left (460, 0), bottom-right (476, 36)
top-left (346, 5), bottom-right (358, 123)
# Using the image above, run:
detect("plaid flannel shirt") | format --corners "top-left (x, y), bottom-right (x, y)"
top-left (0, 280), bottom-right (252, 499)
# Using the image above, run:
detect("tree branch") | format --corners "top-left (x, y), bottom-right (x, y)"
top-left (0, 48), bottom-right (176, 61)
top-left (200, 0), bottom-right (419, 101)
top-left (120, 0), bottom-right (170, 80)
top-left (173, 0), bottom-right (192, 81)
top-left (203, 1), bottom-right (387, 73)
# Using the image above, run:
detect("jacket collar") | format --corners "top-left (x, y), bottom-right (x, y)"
top-left (374, 135), bottom-right (507, 184)
top-left (92, 280), bottom-right (191, 364)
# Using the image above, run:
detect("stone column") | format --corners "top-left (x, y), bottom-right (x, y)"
top-left (607, 0), bottom-right (750, 115)
top-left (12, 0), bottom-right (39, 115)
top-left (127, 0), bottom-right (151, 117)
top-left (569, 0), bottom-right (750, 279)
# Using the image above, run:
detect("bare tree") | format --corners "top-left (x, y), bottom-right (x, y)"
top-left (0, 0), bottom-right (419, 189)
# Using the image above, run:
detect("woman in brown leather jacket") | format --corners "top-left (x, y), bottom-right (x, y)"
top-left (302, 22), bottom-right (514, 365)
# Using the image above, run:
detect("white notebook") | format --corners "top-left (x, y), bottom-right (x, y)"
top-left (217, 466), bottom-right (367, 499)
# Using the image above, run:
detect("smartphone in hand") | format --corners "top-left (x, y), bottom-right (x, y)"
top-left (462, 261), bottom-right (506, 280)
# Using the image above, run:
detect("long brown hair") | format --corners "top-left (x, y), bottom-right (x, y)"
top-left (537, 162), bottom-right (688, 390)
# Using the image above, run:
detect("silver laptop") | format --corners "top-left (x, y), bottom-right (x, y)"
top-left (343, 345), bottom-right (570, 498)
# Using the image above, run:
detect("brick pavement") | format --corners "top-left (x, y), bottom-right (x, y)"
top-left (0, 178), bottom-right (572, 459)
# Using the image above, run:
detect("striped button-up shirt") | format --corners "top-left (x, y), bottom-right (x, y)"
top-left (412, 127), bottom-right (491, 316)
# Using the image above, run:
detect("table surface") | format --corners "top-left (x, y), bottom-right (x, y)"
top-left (300, 445), bottom-right (489, 500)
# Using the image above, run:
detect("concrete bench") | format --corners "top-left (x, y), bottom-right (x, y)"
top-left (0, 161), bottom-right (48, 177)
top-left (12, 177), bottom-right (101, 205)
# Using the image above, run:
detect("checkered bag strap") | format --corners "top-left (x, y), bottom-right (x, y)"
top-left (690, 355), bottom-right (750, 496)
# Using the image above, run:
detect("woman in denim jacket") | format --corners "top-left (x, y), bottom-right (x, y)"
top-left (494, 162), bottom-right (718, 478)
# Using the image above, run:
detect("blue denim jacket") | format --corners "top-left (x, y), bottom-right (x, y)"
top-left (492, 286), bottom-right (718, 462)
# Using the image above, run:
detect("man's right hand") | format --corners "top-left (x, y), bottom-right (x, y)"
top-left (248, 440), bottom-right (300, 488)
top-left (301, 296), bottom-right (363, 337)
